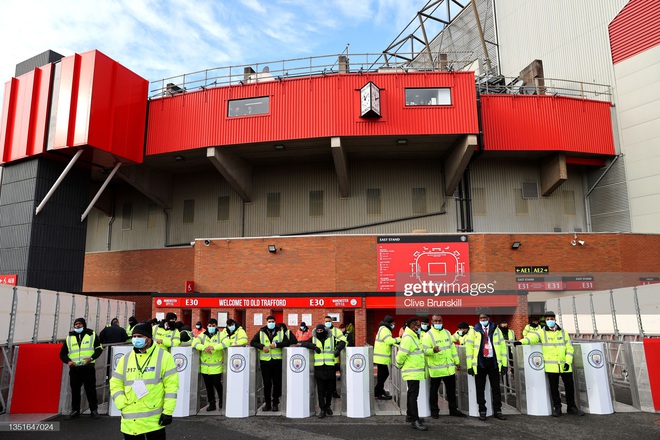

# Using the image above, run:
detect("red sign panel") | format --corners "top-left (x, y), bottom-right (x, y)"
top-left (516, 276), bottom-right (594, 291)
top-left (154, 297), bottom-right (362, 309)
top-left (0, 274), bottom-right (17, 285)
top-left (377, 235), bottom-right (470, 292)
top-left (185, 281), bottom-right (194, 293)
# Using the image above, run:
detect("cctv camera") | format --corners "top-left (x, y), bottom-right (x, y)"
top-left (204, 239), bottom-right (211, 246)
top-left (578, 240), bottom-right (585, 246)
top-left (571, 240), bottom-right (577, 246)
top-left (190, 241), bottom-right (195, 247)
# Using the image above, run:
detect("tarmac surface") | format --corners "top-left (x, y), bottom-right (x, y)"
top-left (2, 411), bottom-right (659, 440)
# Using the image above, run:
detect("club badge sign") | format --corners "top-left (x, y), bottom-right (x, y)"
top-left (349, 353), bottom-right (367, 373)
top-left (289, 354), bottom-right (306, 373)
top-left (230, 354), bottom-right (246, 373)
top-left (528, 351), bottom-right (544, 371)
top-left (173, 353), bottom-right (188, 372)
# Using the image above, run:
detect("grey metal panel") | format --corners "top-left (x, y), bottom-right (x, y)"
top-left (494, 0), bottom-right (629, 85)
top-left (426, 0), bottom-right (500, 74)
top-left (469, 159), bottom-right (587, 232)
top-left (586, 158), bottom-right (631, 232)
top-left (14, 50), bottom-right (64, 77)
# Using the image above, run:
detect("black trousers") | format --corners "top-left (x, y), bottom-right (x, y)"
top-left (406, 380), bottom-right (420, 421)
top-left (475, 357), bottom-right (502, 413)
top-left (202, 372), bottom-right (223, 407)
top-left (429, 374), bottom-right (457, 415)
top-left (124, 428), bottom-right (166, 440)
top-left (547, 371), bottom-right (577, 409)
top-left (316, 377), bottom-right (334, 410)
top-left (260, 360), bottom-right (282, 405)
top-left (374, 364), bottom-right (389, 396)
top-left (69, 364), bottom-right (97, 411)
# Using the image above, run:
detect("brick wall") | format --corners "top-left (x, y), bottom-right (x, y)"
top-left (85, 233), bottom-right (660, 344)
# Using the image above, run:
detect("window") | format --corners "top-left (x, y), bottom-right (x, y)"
top-left (228, 96), bottom-right (270, 117)
top-left (472, 187), bottom-right (487, 215)
top-left (147, 204), bottom-right (158, 228)
top-left (309, 190), bottom-right (324, 216)
top-left (412, 188), bottom-right (427, 214)
top-left (405, 88), bottom-right (451, 106)
top-left (183, 199), bottom-right (195, 224)
top-left (367, 188), bottom-right (381, 215)
top-left (267, 192), bottom-right (281, 218)
top-left (515, 189), bottom-right (529, 215)
top-left (217, 196), bottom-right (230, 221)
top-left (121, 202), bottom-right (132, 230)
top-left (563, 190), bottom-right (576, 216)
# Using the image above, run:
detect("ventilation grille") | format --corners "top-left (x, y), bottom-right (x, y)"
top-left (521, 181), bottom-right (539, 199)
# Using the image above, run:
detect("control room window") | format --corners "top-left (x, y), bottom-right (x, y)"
top-left (217, 196), bottom-right (230, 221)
top-left (412, 188), bottom-right (427, 214)
top-left (405, 88), bottom-right (451, 106)
top-left (267, 192), bottom-right (281, 218)
top-left (367, 188), bottom-right (382, 215)
top-left (121, 202), bottom-right (132, 230)
top-left (228, 96), bottom-right (270, 117)
top-left (183, 199), bottom-right (195, 224)
top-left (309, 190), bottom-right (324, 216)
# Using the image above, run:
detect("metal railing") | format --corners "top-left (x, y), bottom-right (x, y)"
top-left (477, 76), bottom-right (612, 101)
top-left (149, 51), bottom-right (476, 99)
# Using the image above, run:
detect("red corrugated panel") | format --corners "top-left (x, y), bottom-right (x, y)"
top-left (0, 65), bottom-right (52, 164)
top-left (609, 0), bottom-right (660, 64)
top-left (146, 72), bottom-right (479, 155)
top-left (51, 53), bottom-right (81, 150)
top-left (481, 95), bottom-right (615, 155)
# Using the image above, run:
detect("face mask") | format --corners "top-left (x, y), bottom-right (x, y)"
top-left (480, 320), bottom-right (489, 327)
top-left (458, 330), bottom-right (464, 336)
top-left (132, 337), bottom-right (147, 349)
top-left (300, 326), bottom-right (306, 331)
top-left (267, 322), bottom-right (276, 330)
top-left (531, 323), bottom-right (539, 328)
top-left (325, 322), bottom-right (332, 329)
top-left (196, 325), bottom-right (201, 329)
top-left (228, 325), bottom-right (236, 332)
top-left (208, 327), bottom-right (216, 334)
top-left (421, 324), bottom-right (428, 331)
top-left (546, 320), bottom-right (556, 328)
top-left (317, 331), bottom-right (325, 337)
top-left (434, 324), bottom-right (443, 330)
top-left (500, 326), bottom-right (508, 331)
top-left (74, 327), bottom-right (84, 333)
top-left (415, 328), bottom-right (421, 335)
top-left (390, 324), bottom-right (395, 329)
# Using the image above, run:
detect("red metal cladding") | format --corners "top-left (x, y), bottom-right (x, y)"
top-left (146, 72), bottom-right (479, 155)
top-left (0, 65), bottom-right (53, 164)
top-left (480, 95), bottom-right (615, 155)
top-left (609, 0), bottom-right (660, 64)
top-left (0, 50), bottom-right (147, 166)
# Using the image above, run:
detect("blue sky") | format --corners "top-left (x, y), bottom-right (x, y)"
top-left (0, 0), bottom-right (429, 90)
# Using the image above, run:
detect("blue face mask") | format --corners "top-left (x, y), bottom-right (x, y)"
top-left (228, 325), bottom-right (236, 332)
top-left (458, 330), bottom-right (464, 336)
top-left (421, 324), bottom-right (428, 331)
top-left (480, 320), bottom-right (489, 328)
top-left (267, 322), bottom-right (276, 330)
top-left (74, 327), bottom-right (84, 334)
top-left (325, 322), bottom-right (333, 329)
top-left (434, 324), bottom-right (443, 330)
top-left (208, 327), bottom-right (216, 334)
top-left (132, 337), bottom-right (147, 349)
top-left (415, 328), bottom-right (421, 334)
top-left (390, 324), bottom-right (395, 329)
top-left (546, 320), bottom-right (556, 328)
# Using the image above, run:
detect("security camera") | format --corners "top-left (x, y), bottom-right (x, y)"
top-left (190, 241), bottom-right (195, 247)
top-left (578, 240), bottom-right (585, 246)
top-left (204, 239), bottom-right (211, 246)
top-left (571, 240), bottom-right (577, 246)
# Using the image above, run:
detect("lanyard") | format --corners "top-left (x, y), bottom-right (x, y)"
top-left (134, 348), bottom-right (155, 375)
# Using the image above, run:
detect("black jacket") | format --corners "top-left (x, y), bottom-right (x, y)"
top-left (250, 325), bottom-right (297, 350)
top-left (99, 324), bottom-right (128, 344)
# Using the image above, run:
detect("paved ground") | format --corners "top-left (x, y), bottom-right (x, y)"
top-left (2, 411), bottom-right (659, 440)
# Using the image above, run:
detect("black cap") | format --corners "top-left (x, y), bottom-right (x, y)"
top-left (300, 322), bottom-right (307, 327)
top-left (384, 315), bottom-right (395, 324)
top-left (132, 322), bottom-right (153, 339)
top-left (315, 324), bottom-right (326, 331)
top-left (545, 311), bottom-right (556, 318)
top-left (457, 321), bottom-right (469, 329)
top-left (74, 317), bottom-right (87, 328)
top-left (165, 312), bottom-right (177, 321)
